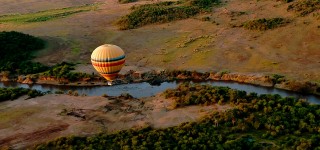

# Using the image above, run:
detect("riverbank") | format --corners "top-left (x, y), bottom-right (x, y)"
top-left (1, 66), bottom-right (320, 96)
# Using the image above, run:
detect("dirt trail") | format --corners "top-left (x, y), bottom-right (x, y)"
top-left (0, 94), bottom-right (231, 149)
top-left (0, 124), bottom-right (69, 149)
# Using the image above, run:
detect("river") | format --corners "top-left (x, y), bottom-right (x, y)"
top-left (1, 81), bottom-right (319, 104)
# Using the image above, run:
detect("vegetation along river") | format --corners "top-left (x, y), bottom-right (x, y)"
top-left (0, 81), bottom-right (319, 104)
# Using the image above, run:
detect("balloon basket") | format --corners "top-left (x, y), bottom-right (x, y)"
top-left (107, 81), bottom-right (113, 86)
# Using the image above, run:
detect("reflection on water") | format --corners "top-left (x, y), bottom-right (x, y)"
top-left (0, 81), bottom-right (319, 104)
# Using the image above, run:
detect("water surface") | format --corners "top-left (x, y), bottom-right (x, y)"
top-left (1, 81), bottom-right (319, 104)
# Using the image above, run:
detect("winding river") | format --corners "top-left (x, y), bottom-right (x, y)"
top-left (1, 81), bottom-right (319, 104)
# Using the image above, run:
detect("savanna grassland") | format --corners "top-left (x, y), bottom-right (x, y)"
top-left (0, 0), bottom-right (320, 149)
top-left (0, 0), bottom-right (319, 81)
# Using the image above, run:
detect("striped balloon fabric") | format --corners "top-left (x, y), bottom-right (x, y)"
top-left (91, 44), bottom-right (125, 81)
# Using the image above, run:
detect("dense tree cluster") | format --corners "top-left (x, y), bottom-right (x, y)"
top-left (116, 0), bottom-right (219, 30)
top-left (0, 31), bottom-right (95, 81)
top-left (0, 31), bottom-right (48, 74)
top-left (0, 87), bottom-right (44, 102)
top-left (164, 83), bottom-right (239, 107)
top-left (41, 62), bottom-right (94, 81)
top-left (35, 83), bottom-right (320, 149)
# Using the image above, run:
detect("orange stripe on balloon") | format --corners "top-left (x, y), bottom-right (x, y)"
top-left (101, 73), bottom-right (119, 80)
top-left (102, 73), bottom-right (118, 77)
top-left (92, 60), bottom-right (125, 67)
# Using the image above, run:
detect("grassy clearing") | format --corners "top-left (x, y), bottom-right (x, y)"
top-left (69, 40), bottom-right (81, 55)
top-left (0, 107), bottom-right (41, 128)
top-left (154, 34), bottom-right (213, 66)
top-left (287, 0), bottom-right (320, 16)
top-left (243, 18), bottom-right (289, 31)
top-left (0, 4), bottom-right (98, 23)
top-left (177, 35), bottom-right (212, 48)
top-left (116, 0), bottom-right (219, 30)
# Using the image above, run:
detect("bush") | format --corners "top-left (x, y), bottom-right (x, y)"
top-left (41, 62), bottom-right (94, 81)
top-left (281, 0), bottom-right (294, 3)
top-left (27, 89), bottom-right (44, 98)
top-left (120, 93), bottom-right (133, 99)
top-left (55, 90), bottom-right (64, 94)
top-left (271, 74), bottom-right (285, 84)
top-left (187, 0), bottom-right (219, 9)
top-left (287, 0), bottom-right (320, 16)
top-left (73, 91), bottom-right (79, 96)
top-left (67, 90), bottom-right (73, 95)
top-left (101, 94), bottom-right (108, 97)
top-left (0, 87), bottom-right (44, 101)
top-left (243, 18), bottom-right (289, 30)
top-left (201, 16), bottom-right (211, 21)
top-left (118, 0), bottom-right (137, 4)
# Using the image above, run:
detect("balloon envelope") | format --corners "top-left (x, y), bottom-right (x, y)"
top-left (91, 44), bottom-right (125, 81)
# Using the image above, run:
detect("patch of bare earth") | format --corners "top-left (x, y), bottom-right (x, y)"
top-left (0, 94), bottom-right (231, 149)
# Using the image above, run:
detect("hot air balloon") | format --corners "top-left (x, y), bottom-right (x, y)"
top-left (91, 44), bottom-right (125, 84)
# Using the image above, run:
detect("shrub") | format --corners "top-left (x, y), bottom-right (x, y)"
top-left (287, 0), bottom-right (320, 16)
top-left (281, 0), bottom-right (294, 3)
top-left (27, 89), bottom-right (44, 98)
top-left (187, 0), bottom-right (219, 9)
top-left (41, 62), bottom-right (95, 81)
top-left (201, 16), bottom-right (211, 21)
top-left (73, 91), bottom-right (79, 96)
top-left (0, 87), bottom-right (43, 101)
top-left (243, 18), bottom-right (289, 30)
top-left (55, 90), bottom-right (64, 94)
top-left (67, 90), bottom-right (73, 95)
top-left (120, 93), bottom-right (134, 99)
top-left (271, 74), bottom-right (285, 84)
top-left (118, 0), bottom-right (137, 4)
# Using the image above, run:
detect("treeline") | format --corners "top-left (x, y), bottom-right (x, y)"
top-left (0, 87), bottom-right (44, 102)
top-left (0, 31), bottom-right (95, 81)
top-left (0, 31), bottom-right (48, 74)
top-left (35, 83), bottom-right (320, 149)
top-left (164, 83), bottom-right (248, 107)
top-left (164, 83), bottom-right (320, 137)
top-left (116, 0), bottom-right (219, 30)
